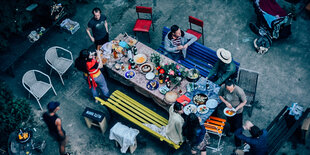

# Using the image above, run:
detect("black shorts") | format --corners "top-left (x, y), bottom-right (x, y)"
top-left (95, 33), bottom-right (109, 46)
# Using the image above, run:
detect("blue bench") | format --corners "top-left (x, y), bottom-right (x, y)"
top-left (157, 26), bottom-right (240, 78)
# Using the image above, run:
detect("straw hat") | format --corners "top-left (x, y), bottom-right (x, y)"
top-left (216, 48), bottom-right (232, 64)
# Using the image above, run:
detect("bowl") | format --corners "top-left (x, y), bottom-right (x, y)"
top-left (146, 72), bottom-right (155, 80)
top-left (140, 63), bottom-right (153, 74)
top-left (134, 54), bottom-right (147, 64)
top-left (193, 94), bottom-right (208, 105)
top-left (187, 68), bottom-right (200, 82)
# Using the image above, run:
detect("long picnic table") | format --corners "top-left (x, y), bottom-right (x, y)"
top-left (103, 33), bottom-right (220, 123)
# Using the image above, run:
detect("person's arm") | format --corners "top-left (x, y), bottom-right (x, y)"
top-left (104, 20), bottom-right (109, 33)
top-left (86, 27), bottom-right (95, 42)
top-left (176, 119), bottom-right (184, 143)
top-left (235, 87), bottom-right (247, 111)
top-left (164, 34), bottom-right (178, 52)
top-left (207, 61), bottom-right (219, 79)
top-left (96, 50), bottom-right (103, 68)
top-left (55, 118), bottom-right (65, 138)
top-left (234, 127), bottom-right (259, 146)
top-left (214, 63), bottom-right (236, 85)
top-left (183, 32), bottom-right (197, 48)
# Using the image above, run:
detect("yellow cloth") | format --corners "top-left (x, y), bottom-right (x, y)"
top-left (166, 104), bottom-right (184, 144)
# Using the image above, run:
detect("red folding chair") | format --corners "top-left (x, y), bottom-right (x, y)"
top-left (133, 6), bottom-right (154, 43)
top-left (186, 16), bottom-right (204, 44)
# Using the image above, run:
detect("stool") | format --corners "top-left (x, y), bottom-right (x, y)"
top-left (82, 107), bottom-right (107, 134)
top-left (109, 122), bottom-right (139, 153)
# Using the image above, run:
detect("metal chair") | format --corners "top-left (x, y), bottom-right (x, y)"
top-left (204, 116), bottom-right (226, 151)
top-left (22, 70), bottom-right (57, 110)
top-left (45, 46), bottom-right (73, 85)
top-left (186, 16), bottom-right (204, 44)
top-left (237, 68), bottom-right (259, 117)
top-left (133, 6), bottom-right (154, 43)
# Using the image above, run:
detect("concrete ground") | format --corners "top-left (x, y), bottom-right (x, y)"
top-left (1, 0), bottom-right (310, 154)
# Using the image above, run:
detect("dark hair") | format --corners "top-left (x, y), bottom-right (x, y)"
top-left (173, 102), bottom-right (183, 112)
top-left (182, 113), bottom-right (200, 143)
top-left (225, 79), bottom-right (235, 87)
top-left (249, 125), bottom-right (263, 138)
top-left (170, 25), bottom-right (179, 34)
top-left (92, 7), bottom-right (101, 14)
top-left (74, 49), bottom-right (91, 73)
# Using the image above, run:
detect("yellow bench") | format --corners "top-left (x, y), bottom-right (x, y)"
top-left (95, 90), bottom-right (181, 149)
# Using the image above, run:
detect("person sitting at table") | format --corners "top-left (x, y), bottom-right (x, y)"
top-left (166, 102), bottom-right (186, 144)
top-left (218, 79), bottom-right (247, 147)
top-left (206, 48), bottom-right (236, 85)
top-left (234, 120), bottom-right (268, 155)
top-left (74, 49), bottom-right (110, 102)
top-left (182, 113), bottom-right (210, 155)
top-left (164, 25), bottom-right (197, 61)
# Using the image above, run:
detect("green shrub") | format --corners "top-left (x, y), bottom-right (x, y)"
top-left (0, 81), bottom-right (31, 146)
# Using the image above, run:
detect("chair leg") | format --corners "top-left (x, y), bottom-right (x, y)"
top-left (217, 135), bottom-right (222, 151)
top-left (134, 32), bottom-right (136, 36)
top-left (59, 74), bottom-right (65, 85)
top-left (148, 32), bottom-right (150, 43)
top-left (36, 98), bottom-right (43, 111)
top-left (51, 86), bottom-right (57, 96)
top-left (49, 68), bottom-right (53, 75)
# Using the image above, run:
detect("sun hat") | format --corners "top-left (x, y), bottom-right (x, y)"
top-left (47, 101), bottom-right (60, 112)
top-left (216, 48), bottom-right (232, 64)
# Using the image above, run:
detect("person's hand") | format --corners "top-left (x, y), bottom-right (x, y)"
top-left (177, 45), bottom-right (184, 50)
top-left (90, 36), bottom-right (95, 42)
top-left (226, 103), bottom-right (233, 109)
top-left (183, 44), bottom-right (189, 49)
top-left (243, 120), bottom-right (254, 130)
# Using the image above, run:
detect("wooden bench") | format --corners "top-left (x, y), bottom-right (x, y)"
top-left (82, 107), bottom-right (108, 134)
top-left (267, 106), bottom-right (310, 154)
top-left (95, 90), bottom-right (181, 149)
top-left (157, 26), bottom-right (240, 78)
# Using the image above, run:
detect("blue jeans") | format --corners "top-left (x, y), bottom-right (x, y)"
top-left (87, 73), bottom-right (110, 98)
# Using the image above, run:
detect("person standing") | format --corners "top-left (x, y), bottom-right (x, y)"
top-left (43, 102), bottom-right (70, 155)
top-left (164, 25), bottom-right (197, 61)
top-left (206, 48), bottom-right (236, 85)
top-left (74, 49), bottom-right (110, 102)
top-left (166, 102), bottom-right (186, 144)
top-left (234, 121), bottom-right (268, 155)
top-left (218, 80), bottom-right (247, 147)
top-left (87, 7), bottom-right (109, 50)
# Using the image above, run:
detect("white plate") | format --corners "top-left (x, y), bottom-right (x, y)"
top-left (206, 99), bottom-right (218, 109)
top-left (134, 54), bottom-right (147, 64)
top-left (223, 107), bottom-right (237, 117)
top-left (197, 105), bottom-right (209, 114)
top-left (184, 104), bottom-right (197, 115)
top-left (146, 72), bottom-right (155, 80)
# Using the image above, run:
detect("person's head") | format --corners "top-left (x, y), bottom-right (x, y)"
top-left (79, 49), bottom-right (94, 61)
top-left (249, 125), bottom-right (263, 138)
top-left (47, 101), bottom-right (60, 113)
top-left (225, 79), bottom-right (235, 93)
top-left (173, 102), bottom-right (184, 114)
top-left (92, 7), bottom-right (101, 20)
top-left (216, 48), bottom-right (232, 64)
top-left (170, 25), bottom-right (181, 38)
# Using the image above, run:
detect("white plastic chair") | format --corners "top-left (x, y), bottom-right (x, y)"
top-left (22, 70), bottom-right (57, 110)
top-left (45, 46), bottom-right (73, 85)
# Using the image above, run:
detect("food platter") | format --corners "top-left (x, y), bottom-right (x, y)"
top-left (124, 70), bottom-right (135, 79)
top-left (146, 80), bottom-right (159, 90)
top-left (134, 54), bottom-right (147, 64)
top-left (205, 99), bottom-right (218, 109)
top-left (184, 104), bottom-right (197, 115)
top-left (197, 105), bottom-right (209, 114)
top-left (128, 39), bottom-right (137, 47)
top-left (224, 107), bottom-right (237, 117)
top-left (140, 63), bottom-right (153, 74)
top-left (193, 94), bottom-right (208, 105)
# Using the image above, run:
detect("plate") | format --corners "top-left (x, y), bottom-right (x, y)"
top-left (184, 104), bottom-right (197, 115)
top-left (197, 105), bottom-right (209, 114)
top-left (124, 70), bottom-right (135, 79)
top-left (146, 72), bottom-right (155, 80)
top-left (224, 107), bottom-right (237, 117)
top-left (140, 63), bottom-right (153, 74)
top-left (193, 94), bottom-right (208, 105)
top-left (159, 85), bottom-right (170, 95)
top-left (206, 99), bottom-right (218, 109)
top-left (128, 39), bottom-right (137, 47)
top-left (146, 80), bottom-right (159, 90)
top-left (134, 54), bottom-right (147, 64)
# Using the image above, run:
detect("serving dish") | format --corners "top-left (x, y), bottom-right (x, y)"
top-left (124, 70), bottom-right (135, 79)
top-left (134, 54), bottom-right (147, 64)
top-left (197, 105), bottom-right (209, 114)
top-left (146, 80), bottom-right (159, 90)
top-left (193, 94), bottom-right (208, 105)
top-left (184, 104), bottom-right (197, 115)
